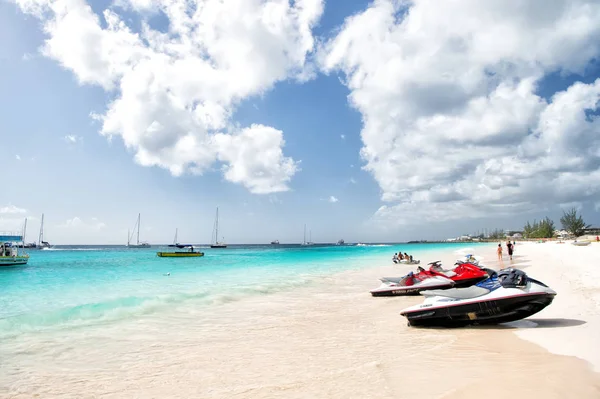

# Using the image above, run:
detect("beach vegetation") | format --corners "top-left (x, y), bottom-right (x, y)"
top-left (560, 208), bottom-right (590, 237)
top-left (487, 229), bottom-right (506, 239)
top-left (523, 217), bottom-right (555, 238)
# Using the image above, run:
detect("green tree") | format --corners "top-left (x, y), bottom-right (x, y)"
top-left (560, 208), bottom-right (590, 237)
top-left (523, 217), bottom-right (555, 238)
top-left (488, 229), bottom-right (506, 239)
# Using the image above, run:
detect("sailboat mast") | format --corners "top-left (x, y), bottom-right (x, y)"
top-left (215, 207), bottom-right (219, 243)
top-left (303, 224), bottom-right (306, 245)
top-left (23, 218), bottom-right (28, 245)
top-left (174, 228), bottom-right (178, 244)
top-left (39, 213), bottom-right (44, 244)
top-left (137, 213), bottom-right (141, 245)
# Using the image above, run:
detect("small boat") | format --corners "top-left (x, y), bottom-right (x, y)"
top-left (37, 213), bottom-right (52, 249)
top-left (400, 268), bottom-right (556, 327)
top-left (157, 246), bottom-right (204, 258)
top-left (571, 240), bottom-right (591, 246)
top-left (1, 232), bottom-right (30, 266)
top-left (393, 258), bottom-right (420, 265)
top-left (336, 239), bottom-right (345, 245)
top-left (17, 218), bottom-right (36, 248)
top-left (371, 267), bottom-right (455, 297)
top-left (270, 240), bottom-right (280, 245)
top-left (127, 213), bottom-right (151, 248)
top-left (428, 260), bottom-right (490, 288)
top-left (168, 228), bottom-right (181, 247)
top-left (210, 207), bottom-right (227, 248)
top-left (300, 225), bottom-right (314, 246)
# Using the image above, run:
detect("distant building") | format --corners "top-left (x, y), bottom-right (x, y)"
top-left (582, 227), bottom-right (600, 235)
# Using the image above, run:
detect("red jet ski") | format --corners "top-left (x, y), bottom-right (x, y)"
top-left (427, 261), bottom-right (490, 288)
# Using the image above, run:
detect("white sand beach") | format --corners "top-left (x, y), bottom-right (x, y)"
top-left (2, 243), bottom-right (600, 398)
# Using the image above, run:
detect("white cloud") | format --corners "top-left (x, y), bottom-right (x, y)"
top-left (349, 177), bottom-right (357, 184)
top-left (213, 124), bottom-right (299, 194)
top-left (58, 216), bottom-right (106, 230)
top-left (320, 0), bottom-right (600, 226)
top-left (0, 204), bottom-right (27, 214)
top-left (64, 134), bottom-right (82, 144)
top-left (13, 0), bottom-right (324, 194)
top-left (328, 195), bottom-right (339, 203)
top-left (340, 134), bottom-right (346, 139)
top-left (15, 155), bottom-right (21, 161)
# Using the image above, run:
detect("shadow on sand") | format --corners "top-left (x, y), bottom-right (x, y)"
top-left (463, 318), bottom-right (587, 330)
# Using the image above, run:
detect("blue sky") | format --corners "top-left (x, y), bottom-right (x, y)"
top-left (1, 0), bottom-right (600, 244)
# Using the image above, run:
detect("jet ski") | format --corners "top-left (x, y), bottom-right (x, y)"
top-left (372, 267), bottom-right (455, 297)
top-left (400, 268), bottom-right (556, 327)
top-left (428, 260), bottom-right (490, 288)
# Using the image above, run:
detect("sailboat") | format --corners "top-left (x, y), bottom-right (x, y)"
top-left (210, 207), bottom-right (227, 248)
top-left (168, 228), bottom-right (183, 248)
top-left (38, 213), bottom-right (51, 249)
top-left (127, 213), bottom-right (151, 248)
top-left (300, 224), bottom-right (314, 246)
top-left (18, 218), bottom-right (37, 248)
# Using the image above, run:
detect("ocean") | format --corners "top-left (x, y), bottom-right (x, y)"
top-left (0, 243), bottom-right (481, 339)
top-left (0, 242), bottom-right (483, 397)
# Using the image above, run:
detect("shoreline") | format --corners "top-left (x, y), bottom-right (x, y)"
top-left (2, 243), bottom-right (600, 398)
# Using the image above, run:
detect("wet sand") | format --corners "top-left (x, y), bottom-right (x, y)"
top-left (2, 245), bottom-right (600, 398)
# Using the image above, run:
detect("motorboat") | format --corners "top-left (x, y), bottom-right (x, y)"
top-left (271, 240), bottom-right (280, 245)
top-left (428, 260), bottom-right (490, 288)
top-left (400, 268), bottom-right (556, 327)
top-left (157, 246), bottom-right (204, 258)
top-left (393, 258), bottom-right (420, 265)
top-left (371, 267), bottom-right (455, 297)
top-left (571, 240), bottom-right (591, 246)
top-left (1, 234), bottom-right (30, 267)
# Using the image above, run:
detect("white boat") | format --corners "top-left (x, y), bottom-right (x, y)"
top-left (571, 240), bottom-right (591, 246)
top-left (1, 229), bottom-right (30, 266)
top-left (210, 207), bottom-right (227, 248)
top-left (270, 240), bottom-right (280, 245)
top-left (37, 213), bottom-right (51, 249)
top-left (300, 224), bottom-right (314, 246)
top-left (127, 213), bottom-right (151, 248)
top-left (168, 228), bottom-right (181, 247)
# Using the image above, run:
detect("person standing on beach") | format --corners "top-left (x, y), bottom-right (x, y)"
top-left (497, 244), bottom-right (503, 260)
top-left (506, 241), bottom-right (514, 260)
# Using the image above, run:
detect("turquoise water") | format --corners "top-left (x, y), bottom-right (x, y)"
top-left (0, 243), bottom-right (479, 339)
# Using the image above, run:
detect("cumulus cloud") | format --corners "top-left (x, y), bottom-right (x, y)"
top-left (320, 0), bottom-right (600, 226)
top-left (14, 0), bottom-right (324, 194)
top-left (0, 204), bottom-right (27, 214)
top-left (58, 217), bottom-right (106, 230)
top-left (328, 195), bottom-right (339, 203)
top-left (15, 155), bottom-right (21, 161)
